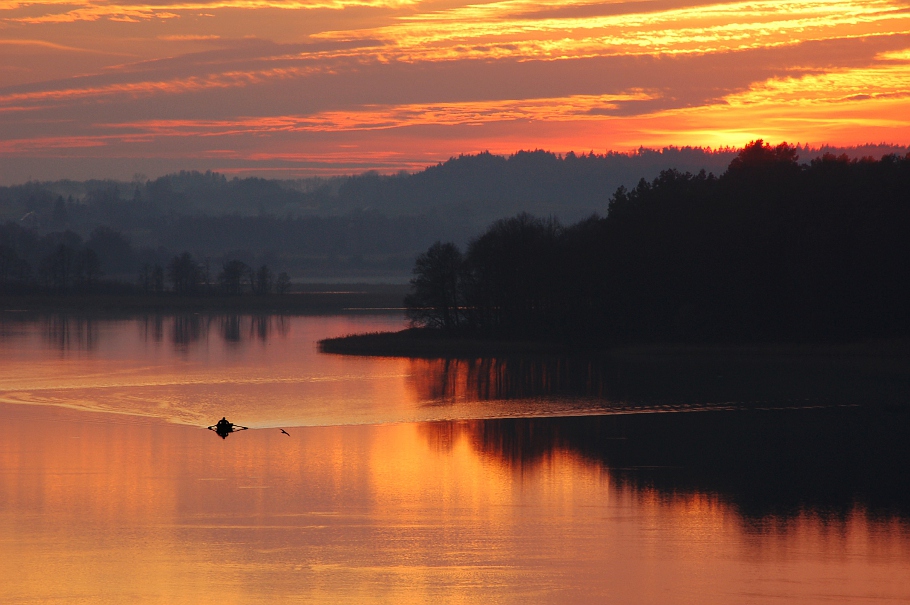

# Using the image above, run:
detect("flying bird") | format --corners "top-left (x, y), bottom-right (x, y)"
top-left (280, 429), bottom-right (290, 436)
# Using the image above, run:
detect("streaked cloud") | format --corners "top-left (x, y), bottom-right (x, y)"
top-left (3, 0), bottom-right (420, 24)
top-left (1, 0), bottom-right (909, 181)
top-left (158, 34), bottom-right (221, 40)
top-left (314, 0), bottom-right (910, 62)
top-left (0, 65), bottom-right (323, 107)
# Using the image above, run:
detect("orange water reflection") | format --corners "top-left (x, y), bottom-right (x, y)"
top-left (1, 313), bottom-right (906, 429)
top-left (0, 314), bottom-right (419, 427)
top-left (0, 314), bottom-right (651, 427)
top-left (2, 403), bottom-right (909, 604)
top-left (405, 352), bottom-right (910, 411)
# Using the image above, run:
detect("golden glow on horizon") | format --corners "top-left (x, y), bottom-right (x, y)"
top-left (4, 55), bottom-right (908, 155)
top-left (1, 0), bottom-right (909, 177)
top-left (729, 51), bottom-right (910, 106)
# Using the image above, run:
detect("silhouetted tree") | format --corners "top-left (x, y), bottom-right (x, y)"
top-left (252, 264), bottom-right (273, 295)
top-left (462, 213), bottom-right (563, 337)
top-left (168, 252), bottom-right (202, 294)
top-left (726, 139), bottom-right (799, 174)
top-left (405, 144), bottom-right (910, 344)
top-left (405, 241), bottom-right (465, 332)
top-left (218, 259), bottom-right (248, 295)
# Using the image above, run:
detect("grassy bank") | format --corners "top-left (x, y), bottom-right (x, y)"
top-left (319, 327), bottom-right (910, 364)
top-left (0, 284), bottom-right (408, 315)
top-left (318, 328), bottom-right (567, 357)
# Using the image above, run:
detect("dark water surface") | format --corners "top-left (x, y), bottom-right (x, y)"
top-left (1, 314), bottom-right (909, 604)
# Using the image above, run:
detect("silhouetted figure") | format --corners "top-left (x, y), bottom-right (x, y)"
top-left (280, 429), bottom-right (290, 436)
top-left (207, 417), bottom-right (248, 439)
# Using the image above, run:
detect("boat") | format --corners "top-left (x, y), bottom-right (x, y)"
top-left (207, 417), bottom-right (249, 439)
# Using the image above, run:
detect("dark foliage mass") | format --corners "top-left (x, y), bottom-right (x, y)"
top-left (407, 142), bottom-right (910, 344)
top-left (0, 145), bottom-right (903, 281)
top-left (452, 405), bottom-right (910, 519)
top-left (0, 149), bottom-right (740, 281)
top-left (0, 222), bottom-right (290, 297)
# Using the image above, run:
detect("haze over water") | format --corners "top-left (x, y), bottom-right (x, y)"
top-left (1, 314), bottom-right (909, 604)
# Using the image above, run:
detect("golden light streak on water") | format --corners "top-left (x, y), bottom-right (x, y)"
top-left (3, 402), bottom-right (909, 603)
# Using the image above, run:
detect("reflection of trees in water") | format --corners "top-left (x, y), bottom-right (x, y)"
top-left (408, 357), bottom-right (612, 402)
top-left (42, 314), bottom-right (98, 351)
top-left (421, 406), bottom-right (910, 522)
top-left (143, 314), bottom-right (292, 348)
top-left (172, 314), bottom-right (209, 347)
top-left (408, 354), bottom-right (910, 407)
top-left (252, 315), bottom-right (271, 341)
top-left (220, 314), bottom-right (289, 344)
top-left (141, 315), bottom-right (164, 343)
top-left (220, 315), bottom-right (242, 343)
top-left (3, 312), bottom-right (292, 352)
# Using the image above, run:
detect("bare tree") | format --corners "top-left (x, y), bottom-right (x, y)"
top-left (404, 241), bottom-right (464, 332)
top-left (218, 259), bottom-right (248, 295)
top-left (168, 252), bottom-right (202, 294)
top-left (253, 264), bottom-right (273, 295)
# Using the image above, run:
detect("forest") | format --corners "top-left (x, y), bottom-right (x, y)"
top-left (1, 144), bottom-right (901, 283)
top-left (405, 141), bottom-right (910, 344)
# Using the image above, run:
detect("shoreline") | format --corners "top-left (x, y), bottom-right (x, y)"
top-left (318, 328), bottom-right (568, 357)
top-left (318, 328), bottom-right (910, 363)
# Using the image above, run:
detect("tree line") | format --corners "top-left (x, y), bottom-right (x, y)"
top-left (405, 142), bottom-right (910, 344)
top-left (4, 145), bottom-right (906, 282)
top-left (0, 223), bottom-right (290, 296)
top-left (142, 252), bottom-right (291, 296)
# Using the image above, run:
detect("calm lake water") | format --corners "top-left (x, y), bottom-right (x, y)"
top-left (1, 313), bottom-right (909, 604)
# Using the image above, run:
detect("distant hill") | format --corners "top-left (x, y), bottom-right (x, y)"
top-left (1, 144), bottom-right (906, 282)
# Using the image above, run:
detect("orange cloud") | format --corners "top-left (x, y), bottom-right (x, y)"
top-left (2, 0), bottom-right (910, 178)
top-left (3, 0), bottom-right (421, 24)
top-left (315, 0), bottom-right (910, 61)
top-left (0, 66), bottom-right (322, 106)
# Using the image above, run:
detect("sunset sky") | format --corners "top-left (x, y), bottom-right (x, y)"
top-left (2, 0), bottom-right (910, 181)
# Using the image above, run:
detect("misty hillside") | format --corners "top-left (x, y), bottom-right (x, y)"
top-left (0, 144), bottom-right (906, 282)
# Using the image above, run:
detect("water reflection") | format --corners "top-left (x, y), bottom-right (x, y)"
top-left (0, 314), bottom-right (415, 427)
top-left (42, 314), bottom-right (99, 351)
top-left (2, 403), bottom-right (909, 605)
top-left (140, 314), bottom-right (164, 343)
top-left (218, 314), bottom-right (289, 345)
top-left (408, 357), bottom-right (612, 402)
top-left (422, 405), bottom-right (910, 521)
top-left (408, 352), bottom-right (910, 408)
top-left (0, 313), bottom-right (295, 352)
top-left (171, 313), bottom-right (208, 347)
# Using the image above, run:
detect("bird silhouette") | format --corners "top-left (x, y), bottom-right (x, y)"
top-left (280, 429), bottom-right (290, 436)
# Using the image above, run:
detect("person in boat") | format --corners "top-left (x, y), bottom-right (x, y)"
top-left (213, 417), bottom-right (234, 438)
top-left (209, 417), bottom-right (248, 439)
